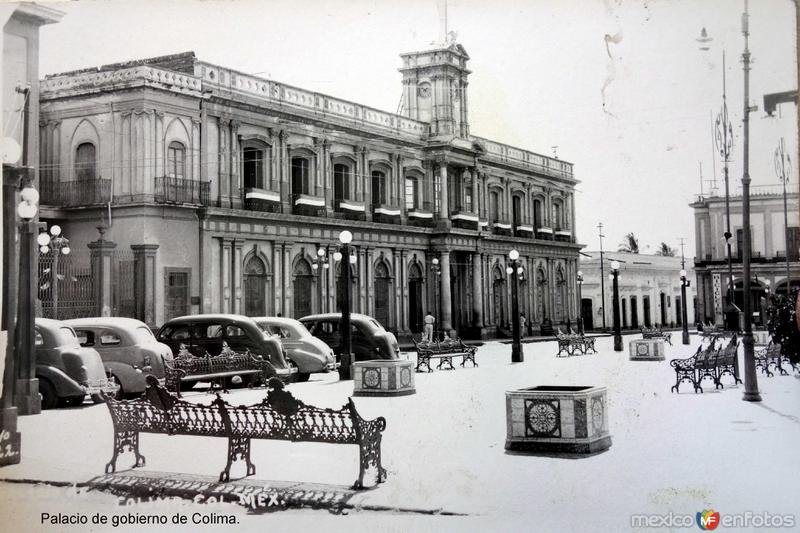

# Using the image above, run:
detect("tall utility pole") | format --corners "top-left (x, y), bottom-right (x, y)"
top-left (598, 222), bottom-right (607, 329)
top-left (716, 51), bottom-right (737, 328)
top-left (775, 138), bottom-right (792, 293)
top-left (740, 0), bottom-right (762, 402)
top-left (678, 238), bottom-right (691, 345)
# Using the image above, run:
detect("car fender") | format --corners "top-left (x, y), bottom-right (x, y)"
top-left (103, 361), bottom-right (147, 393)
top-left (285, 347), bottom-right (327, 373)
top-left (35, 365), bottom-right (85, 397)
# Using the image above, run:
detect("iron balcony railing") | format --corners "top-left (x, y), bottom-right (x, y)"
top-left (155, 177), bottom-right (211, 206)
top-left (41, 178), bottom-right (111, 207)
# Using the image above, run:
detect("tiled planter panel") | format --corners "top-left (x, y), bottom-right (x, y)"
top-left (353, 359), bottom-right (416, 397)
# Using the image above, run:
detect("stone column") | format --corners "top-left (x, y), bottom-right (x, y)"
top-left (400, 250), bottom-right (409, 332)
top-left (283, 243), bottom-right (293, 317)
top-left (440, 251), bottom-right (453, 334)
top-left (233, 240), bottom-right (244, 314)
top-left (279, 131), bottom-right (291, 212)
top-left (472, 252), bottom-right (483, 327)
top-left (221, 238), bottom-right (233, 313)
top-left (131, 244), bottom-right (159, 326)
top-left (230, 121), bottom-right (240, 208)
top-left (88, 232), bottom-right (117, 317)
top-left (273, 242), bottom-right (282, 315)
top-left (471, 167), bottom-right (479, 215)
top-left (438, 163), bottom-right (449, 223)
top-left (358, 247), bottom-right (367, 314)
top-left (328, 248), bottom-right (337, 312)
top-left (393, 249), bottom-right (402, 331)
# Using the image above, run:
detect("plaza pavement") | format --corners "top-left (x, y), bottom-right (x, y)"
top-left (0, 333), bottom-right (798, 532)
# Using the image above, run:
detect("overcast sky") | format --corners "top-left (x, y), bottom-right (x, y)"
top-left (37, 0), bottom-right (798, 257)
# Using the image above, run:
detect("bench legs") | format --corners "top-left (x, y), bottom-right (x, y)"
top-left (415, 354), bottom-right (432, 373)
top-left (220, 436), bottom-right (255, 482)
top-left (354, 422), bottom-right (387, 490)
top-left (460, 351), bottom-right (478, 367)
top-left (437, 355), bottom-right (455, 371)
top-left (671, 371), bottom-right (702, 394)
top-left (105, 430), bottom-right (145, 474)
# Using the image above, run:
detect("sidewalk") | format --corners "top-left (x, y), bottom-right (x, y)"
top-left (1, 334), bottom-right (798, 532)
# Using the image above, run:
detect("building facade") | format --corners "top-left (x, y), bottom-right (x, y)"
top-left (691, 186), bottom-right (800, 327)
top-left (37, 43), bottom-right (582, 338)
top-left (579, 252), bottom-right (696, 331)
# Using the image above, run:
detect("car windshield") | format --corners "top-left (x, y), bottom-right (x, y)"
top-left (56, 327), bottom-right (81, 348)
top-left (134, 326), bottom-right (157, 344)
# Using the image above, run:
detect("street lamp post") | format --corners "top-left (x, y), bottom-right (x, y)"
top-left (775, 138), bottom-right (792, 294)
top-left (312, 246), bottom-right (329, 313)
top-left (740, 0), bottom-right (761, 402)
top-left (15, 183), bottom-right (41, 415)
top-left (508, 249), bottom-right (523, 363)
top-left (431, 257), bottom-right (441, 340)
top-left (680, 270), bottom-right (691, 345)
top-left (37, 225), bottom-right (71, 320)
top-left (577, 271), bottom-right (584, 334)
top-left (610, 260), bottom-right (622, 351)
top-left (337, 230), bottom-right (355, 380)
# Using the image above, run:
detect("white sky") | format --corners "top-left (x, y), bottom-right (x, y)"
top-left (36, 0), bottom-right (798, 256)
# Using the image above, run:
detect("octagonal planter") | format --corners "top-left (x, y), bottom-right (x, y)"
top-left (753, 330), bottom-right (771, 346)
top-left (628, 339), bottom-right (666, 361)
top-left (505, 386), bottom-right (611, 454)
top-left (353, 359), bottom-right (416, 397)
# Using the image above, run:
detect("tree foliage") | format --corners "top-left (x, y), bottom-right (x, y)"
top-left (766, 288), bottom-right (800, 365)
top-left (655, 242), bottom-right (676, 257)
top-left (618, 233), bottom-right (640, 254)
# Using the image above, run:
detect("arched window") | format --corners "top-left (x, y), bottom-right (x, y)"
top-left (75, 142), bottom-right (96, 180)
top-left (489, 190), bottom-right (500, 223)
top-left (291, 157), bottom-right (311, 195)
top-left (293, 259), bottom-right (313, 318)
top-left (371, 169), bottom-right (387, 207)
top-left (405, 176), bottom-right (419, 209)
top-left (512, 194), bottom-right (523, 231)
top-left (373, 261), bottom-right (392, 328)
top-left (533, 198), bottom-right (543, 229)
top-left (552, 199), bottom-right (563, 230)
top-left (243, 146), bottom-right (267, 189)
top-left (167, 142), bottom-right (185, 179)
top-left (334, 163), bottom-right (351, 208)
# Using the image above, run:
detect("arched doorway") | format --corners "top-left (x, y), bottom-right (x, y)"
top-left (581, 298), bottom-right (594, 330)
top-left (659, 292), bottom-right (667, 326)
top-left (374, 261), bottom-right (392, 328)
top-left (408, 262), bottom-right (424, 333)
top-left (243, 255), bottom-right (268, 316)
top-left (734, 279), bottom-right (766, 326)
top-left (536, 266), bottom-right (548, 322)
top-left (630, 296), bottom-right (639, 328)
top-left (492, 266), bottom-right (505, 326)
top-left (293, 259), bottom-right (313, 319)
top-left (643, 296), bottom-right (651, 327)
top-left (554, 267), bottom-right (566, 322)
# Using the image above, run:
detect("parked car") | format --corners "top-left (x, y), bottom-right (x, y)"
top-left (155, 314), bottom-right (294, 384)
top-left (65, 317), bottom-right (174, 399)
top-left (252, 316), bottom-right (338, 382)
top-left (298, 313), bottom-right (400, 369)
top-left (34, 318), bottom-right (119, 409)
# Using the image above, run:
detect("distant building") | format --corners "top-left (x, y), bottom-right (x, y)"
top-left (579, 252), bottom-right (696, 331)
top-left (690, 185), bottom-right (799, 327)
top-left (37, 43), bottom-right (583, 337)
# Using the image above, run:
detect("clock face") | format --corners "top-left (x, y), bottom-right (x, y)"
top-left (526, 401), bottom-right (558, 436)
top-left (591, 397), bottom-right (605, 433)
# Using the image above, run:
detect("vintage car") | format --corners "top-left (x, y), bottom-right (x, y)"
top-left (299, 313), bottom-right (400, 368)
top-left (34, 318), bottom-right (119, 409)
top-left (252, 316), bottom-right (338, 382)
top-left (65, 317), bottom-right (174, 398)
top-left (155, 314), bottom-right (295, 384)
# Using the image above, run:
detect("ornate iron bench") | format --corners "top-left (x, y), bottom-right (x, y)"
top-left (641, 327), bottom-right (673, 346)
top-left (670, 340), bottom-right (716, 393)
top-left (412, 336), bottom-right (478, 372)
top-left (755, 342), bottom-right (788, 377)
top-left (103, 376), bottom-right (387, 489)
top-left (670, 336), bottom-right (741, 393)
top-left (164, 343), bottom-right (275, 397)
top-left (555, 329), bottom-right (597, 356)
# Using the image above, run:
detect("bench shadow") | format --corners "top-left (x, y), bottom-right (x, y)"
top-left (86, 470), bottom-right (364, 514)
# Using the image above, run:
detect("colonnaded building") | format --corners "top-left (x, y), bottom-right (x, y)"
top-left (37, 42), bottom-right (582, 339)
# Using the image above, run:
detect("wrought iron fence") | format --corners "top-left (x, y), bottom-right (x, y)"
top-left (41, 178), bottom-right (111, 207)
top-left (154, 177), bottom-right (211, 205)
top-left (37, 250), bottom-right (94, 320)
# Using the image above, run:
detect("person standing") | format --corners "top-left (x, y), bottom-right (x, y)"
top-left (519, 312), bottom-right (527, 338)
top-left (423, 311), bottom-right (436, 342)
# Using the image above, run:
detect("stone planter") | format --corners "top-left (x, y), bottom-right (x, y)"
top-left (505, 386), bottom-right (611, 454)
top-left (353, 359), bottom-right (415, 397)
top-left (628, 339), bottom-right (666, 361)
top-left (753, 330), bottom-right (772, 345)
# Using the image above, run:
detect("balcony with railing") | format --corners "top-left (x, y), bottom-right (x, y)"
top-left (154, 177), bottom-right (211, 205)
top-left (292, 193), bottom-right (327, 217)
top-left (407, 201), bottom-right (435, 227)
top-left (241, 187), bottom-right (282, 213)
top-left (554, 227), bottom-right (573, 242)
top-left (332, 191), bottom-right (366, 221)
top-left (41, 178), bottom-right (111, 207)
top-left (491, 219), bottom-right (512, 236)
top-left (372, 202), bottom-right (402, 224)
top-left (451, 211), bottom-right (480, 231)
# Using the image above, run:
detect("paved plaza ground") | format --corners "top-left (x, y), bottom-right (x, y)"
top-left (0, 333), bottom-right (798, 532)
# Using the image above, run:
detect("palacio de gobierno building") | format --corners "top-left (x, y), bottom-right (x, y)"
top-left (36, 41), bottom-right (582, 340)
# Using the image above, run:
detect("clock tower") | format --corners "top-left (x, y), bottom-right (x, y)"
top-left (399, 41), bottom-right (471, 139)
